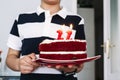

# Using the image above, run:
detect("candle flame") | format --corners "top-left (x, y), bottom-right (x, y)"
top-left (70, 24), bottom-right (73, 29)
top-left (62, 24), bottom-right (65, 29)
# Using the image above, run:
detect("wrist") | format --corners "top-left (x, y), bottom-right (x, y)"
top-left (15, 58), bottom-right (20, 71)
top-left (61, 69), bottom-right (77, 76)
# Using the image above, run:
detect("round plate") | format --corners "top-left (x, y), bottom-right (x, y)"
top-left (35, 55), bottom-right (101, 64)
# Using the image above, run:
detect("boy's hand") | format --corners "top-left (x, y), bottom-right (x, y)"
top-left (20, 53), bottom-right (40, 74)
top-left (47, 64), bottom-right (84, 73)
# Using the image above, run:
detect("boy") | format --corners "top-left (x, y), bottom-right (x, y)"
top-left (6, 0), bottom-right (85, 80)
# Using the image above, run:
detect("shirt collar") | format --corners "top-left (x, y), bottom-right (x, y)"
top-left (36, 6), bottom-right (67, 19)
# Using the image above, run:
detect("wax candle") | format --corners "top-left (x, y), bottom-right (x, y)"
top-left (66, 24), bottom-right (73, 40)
top-left (56, 29), bottom-right (63, 40)
top-left (66, 30), bottom-right (72, 39)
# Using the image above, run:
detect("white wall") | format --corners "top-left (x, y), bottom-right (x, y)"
top-left (0, 0), bottom-right (40, 76)
top-left (0, 0), bottom-right (77, 76)
top-left (77, 8), bottom-right (95, 80)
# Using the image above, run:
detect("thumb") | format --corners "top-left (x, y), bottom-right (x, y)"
top-left (28, 53), bottom-right (37, 61)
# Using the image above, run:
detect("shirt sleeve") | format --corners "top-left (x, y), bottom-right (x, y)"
top-left (7, 17), bottom-right (22, 51)
top-left (75, 17), bottom-right (86, 40)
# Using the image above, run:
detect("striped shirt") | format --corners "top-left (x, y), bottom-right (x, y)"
top-left (7, 7), bottom-right (86, 74)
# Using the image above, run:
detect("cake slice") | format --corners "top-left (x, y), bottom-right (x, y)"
top-left (39, 39), bottom-right (87, 60)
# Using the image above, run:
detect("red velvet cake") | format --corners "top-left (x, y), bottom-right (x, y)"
top-left (39, 39), bottom-right (87, 60)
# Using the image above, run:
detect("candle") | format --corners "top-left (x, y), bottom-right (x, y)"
top-left (56, 29), bottom-right (63, 40)
top-left (66, 30), bottom-right (72, 39)
top-left (56, 25), bottom-right (66, 40)
top-left (56, 24), bottom-right (73, 40)
top-left (66, 24), bottom-right (73, 40)
top-left (70, 24), bottom-right (73, 30)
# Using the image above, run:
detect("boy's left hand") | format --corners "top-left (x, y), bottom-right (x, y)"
top-left (47, 64), bottom-right (84, 73)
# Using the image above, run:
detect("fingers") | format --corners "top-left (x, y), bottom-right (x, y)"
top-left (27, 53), bottom-right (37, 61)
top-left (28, 53), bottom-right (40, 67)
top-left (76, 64), bottom-right (84, 72)
top-left (52, 64), bottom-right (84, 73)
top-left (55, 65), bottom-right (62, 69)
top-left (19, 53), bottom-right (40, 74)
top-left (20, 64), bottom-right (35, 74)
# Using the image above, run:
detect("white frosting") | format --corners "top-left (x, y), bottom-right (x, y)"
top-left (40, 39), bottom-right (86, 44)
top-left (40, 51), bottom-right (86, 54)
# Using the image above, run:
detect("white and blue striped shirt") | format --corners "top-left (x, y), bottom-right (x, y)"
top-left (7, 6), bottom-right (85, 74)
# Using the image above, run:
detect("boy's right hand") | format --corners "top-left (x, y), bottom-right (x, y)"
top-left (19, 53), bottom-right (40, 74)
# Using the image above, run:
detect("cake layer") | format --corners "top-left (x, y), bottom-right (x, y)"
top-left (39, 53), bottom-right (87, 60)
top-left (39, 40), bottom-right (86, 51)
top-left (39, 39), bottom-right (87, 60)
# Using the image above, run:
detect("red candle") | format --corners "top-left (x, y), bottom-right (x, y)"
top-left (66, 24), bottom-right (73, 40)
top-left (56, 29), bottom-right (63, 40)
top-left (66, 30), bottom-right (72, 40)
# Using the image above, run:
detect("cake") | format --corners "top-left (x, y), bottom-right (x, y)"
top-left (39, 39), bottom-right (87, 60)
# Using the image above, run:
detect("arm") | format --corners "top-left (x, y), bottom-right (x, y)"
top-left (6, 48), bottom-right (40, 74)
top-left (6, 48), bottom-right (20, 71)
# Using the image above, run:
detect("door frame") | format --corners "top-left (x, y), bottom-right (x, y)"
top-left (94, 0), bottom-right (104, 80)
top-left (103, 0), bottom-right (120, 80)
